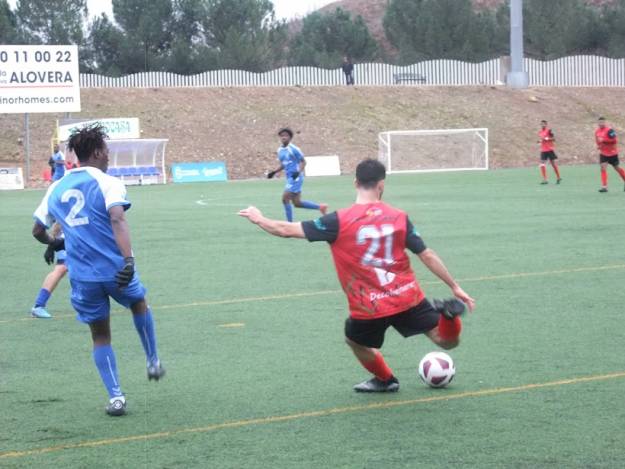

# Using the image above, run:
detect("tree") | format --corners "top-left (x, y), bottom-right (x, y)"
top-left (289, 7), bottom-right (378, 68)
top-left (522, 0), bottom-right (600, 59)
top-left (0, 0), bottom-right (17, 44)
top-left (15, 0), bottom-right (87, 45)
top-left (87, 14), bottom-right (124, 76)
top-left (601, 0), bottom-right (625, 58)
top-left (202, 0), bottom-right (287, 72)
top-left (383, 0), bottom-right (500, 63)
top-left (112, 0), bottom-right (174, 71)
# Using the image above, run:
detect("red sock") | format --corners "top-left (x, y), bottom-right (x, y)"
top-left (438, 316), bottom-right (462, 341)
top-left (552, 163), bottom-right (561, 179)
top-left (617, 167), bottom-right (625, 182)
top-left (358, 351), bottom-right (393, 381)
top-left (540, 164), bottom-right (547, 180)
top-left (601, 168), bottom-right (608, 187)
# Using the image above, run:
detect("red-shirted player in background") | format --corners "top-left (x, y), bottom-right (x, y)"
top-left (596, 117), bottom-right (624, 193)
top-left (239, 159), bottom-right (475, 393)
top-left (538, 120), bottom-right (561, 185)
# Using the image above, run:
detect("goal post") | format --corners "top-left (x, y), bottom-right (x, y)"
top-left (378, 128), bottom-right (489, 173)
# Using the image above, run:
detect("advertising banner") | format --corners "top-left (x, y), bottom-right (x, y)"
top-left (58, 118), bottom-right (141, 141)
top-left (172, 162), bottom-right (228, 183)
top-left (0, 45), bottom-right (81, 114)
top-left (0, 167), bottom-right (25, 190)
top-left (305, 156), bottom-right (341, 176)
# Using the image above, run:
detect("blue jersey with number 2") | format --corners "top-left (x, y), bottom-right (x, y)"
top-left (34, 167), bottom-right (131, 282)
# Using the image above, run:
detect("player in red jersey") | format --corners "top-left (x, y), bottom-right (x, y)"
top-left (596, 117), bottom-right (624, 193)
top-left (538, 120), bottom-right (561, 185)
top-left (239, 159), bottom-right (475, 393)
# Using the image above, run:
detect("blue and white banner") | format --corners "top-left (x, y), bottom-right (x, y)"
top-left (172, 162), bottom-right (228, 183)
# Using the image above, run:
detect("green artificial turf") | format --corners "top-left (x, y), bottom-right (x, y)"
top-left (1, 166), bottom-right (624, 468)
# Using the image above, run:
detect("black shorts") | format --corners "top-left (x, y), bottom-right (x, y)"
top-left (600, 154), bottom-right (620, 166)
top-left (344, 299), bottom-right (439, 349)
top-left (540, 151), bottom-right (557, 161)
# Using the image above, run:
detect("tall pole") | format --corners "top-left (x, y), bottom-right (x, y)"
top-left (24, 113), bottom-right (31, 183)
top-left (507, 0), bottom-right (529, 88)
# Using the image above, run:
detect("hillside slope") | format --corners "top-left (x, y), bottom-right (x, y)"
top-left (1, 86), bottom-right (623, 182)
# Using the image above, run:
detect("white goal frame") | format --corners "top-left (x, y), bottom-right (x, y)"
top-left (378, 128), bottom-right (489, 174)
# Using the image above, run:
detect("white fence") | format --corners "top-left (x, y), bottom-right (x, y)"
top-left (79, 56), bottom-right (625, 88)
top-left (526, 56), bottom-right (625, 87)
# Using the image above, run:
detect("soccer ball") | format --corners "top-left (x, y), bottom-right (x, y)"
top-left (418, 352), bottom-right (455, 388)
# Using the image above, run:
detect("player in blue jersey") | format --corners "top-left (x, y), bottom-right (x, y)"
top-left (267, 128), bottom-right (327, 221)
top-left (51, 144), bottom-right (66, 181)
top-left (30, 223), bottom-right (67, 319)
top-left (32, 124), bottom-right (164, 416)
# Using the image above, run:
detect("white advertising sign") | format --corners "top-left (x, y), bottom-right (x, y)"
top-left (0, 167), bottom-right (25, 190)
top-left (305, 156), bottom-right (341, 177)
top-left (58, 118), bottom-right (141, 141)
top-left (0, 45), bottom-right (81, 114)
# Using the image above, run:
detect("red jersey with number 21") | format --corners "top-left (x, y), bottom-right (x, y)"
top-left (330, 202), bottom-right (425, 320)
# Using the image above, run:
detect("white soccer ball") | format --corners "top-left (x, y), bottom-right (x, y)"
top-left (418, 352), bottom-right (455, 388)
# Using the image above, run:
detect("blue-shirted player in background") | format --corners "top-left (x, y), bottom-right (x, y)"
top-left (267, 128), bottom-right (327, 221)
top-left (32, 124), bottom-right (164, 416)
top-left (51, 144), bottom-right (66, 182)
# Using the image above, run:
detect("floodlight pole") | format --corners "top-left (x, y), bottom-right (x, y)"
top-left (24, 113), bottom-right (31, 182)
top-left (507, 0), bottom-right (529, 88)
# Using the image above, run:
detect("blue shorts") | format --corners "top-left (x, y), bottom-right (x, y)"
top-left (69, 275), bottom-right (147, 324)
top-left (285, 175), bottom-right (304, 194)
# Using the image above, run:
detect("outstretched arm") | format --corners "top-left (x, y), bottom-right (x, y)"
top-left (238, 206), bottom-right (305, 238)
top-left (268, 164), bottom-right (284, 179)
top-left (417, 248), bottom-right (475, 311)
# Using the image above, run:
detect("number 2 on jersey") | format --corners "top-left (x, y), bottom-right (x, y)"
top-left (357, 225), bottom-right (396, 286)
top-left (62, 189), bottom-right (89, 227)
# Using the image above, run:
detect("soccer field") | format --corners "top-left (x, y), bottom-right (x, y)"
top-left (1, 165), bottom-right (625, 468)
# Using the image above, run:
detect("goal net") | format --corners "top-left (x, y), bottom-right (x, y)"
top-left (378, 128), bottom-right (488, 173)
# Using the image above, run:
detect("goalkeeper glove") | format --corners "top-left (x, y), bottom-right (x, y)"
top-left (115, 257), bottom-right (135, 288)
top-left (267, 170), bottom-right (277, 179)
top-left (43, 237), bottom-right (64, 266)
top-left (44, 245), bottom-right (55, 265)
top-left (290, 171), bottom-right (300, 180)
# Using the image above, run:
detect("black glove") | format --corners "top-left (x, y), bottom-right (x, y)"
top-left (44, 245), bottom-right (55, 265)
top-left (267, 170), bottom-right (277, 179)
top-left (115, 257), bottom-right (135, 288)
top-left (290, 171), bottom-right (300, 180)
top-left (43, 238), bottom-right (64, 266)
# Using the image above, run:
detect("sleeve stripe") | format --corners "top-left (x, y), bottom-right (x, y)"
top-left (106, 201), bottom-right (131, 210)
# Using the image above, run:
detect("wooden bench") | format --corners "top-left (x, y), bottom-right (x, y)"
top-left (393, 73), bottom-right (427, 84)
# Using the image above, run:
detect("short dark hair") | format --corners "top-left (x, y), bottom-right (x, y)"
top-left (67, 124), bottom-right (108, 163)
top-left (541, 119), bottom-right (547, 123)
top-left (356, 159), bottom-right (386, 189)
top-left (278, 127), bottom-right (293, 138)
top-left (598, 116), bottom-right (606, 121)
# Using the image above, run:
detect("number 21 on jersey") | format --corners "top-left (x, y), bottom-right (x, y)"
top-left (357, 224), bottom-right (396, 286)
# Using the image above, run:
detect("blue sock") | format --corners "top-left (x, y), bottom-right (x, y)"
top-left (283, 203), bottom-right (293, 222)
top-left (300, 200), bottom-right (320, 210)
top-left (92, 344), bottom-right (123, 398)
top-left (132, 308), bottom-right (159, 364)
top-left (34, 288), bottom-right (51, 308)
